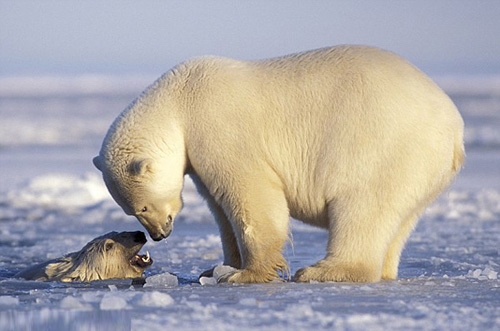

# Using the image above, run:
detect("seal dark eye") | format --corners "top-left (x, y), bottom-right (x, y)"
top-left (105, 242), bottom-right (114, 251)
top-left (141, 206), bottom-right (147, 213)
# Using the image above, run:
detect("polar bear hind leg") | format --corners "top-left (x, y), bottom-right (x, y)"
top-left (381, 212), bottom-right (419, 280)
top-left (381, 138), bottom-right (465, 280)
top-left (295, 193), bottom-right (403, 283)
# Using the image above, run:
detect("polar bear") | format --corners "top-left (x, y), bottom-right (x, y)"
top-left (93, 45), bottom-right (464, 283)
top-left (15, 231), bottom-right (153, 282)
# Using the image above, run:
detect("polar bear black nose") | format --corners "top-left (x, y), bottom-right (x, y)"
top-left (133, 231), bottom-right (147, 243)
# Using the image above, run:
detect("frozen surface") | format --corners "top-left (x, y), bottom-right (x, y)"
top-left (0, 75), bottom-right (499, 330)
top-left (144, 273), bottom-right (179, 288)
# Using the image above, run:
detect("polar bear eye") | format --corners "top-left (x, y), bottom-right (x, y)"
top-left (141, 206), bottom-right (147, 213)
top-left (167, 215), bottom-right (172, 222)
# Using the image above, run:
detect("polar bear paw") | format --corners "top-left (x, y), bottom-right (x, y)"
top-left (218, 269), bottom-right (279, 284)
top-left (294, 260), bottom-right (381, 283)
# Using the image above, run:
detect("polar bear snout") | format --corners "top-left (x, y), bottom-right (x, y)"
top-left (149, 225), bottom-right (172, 242)
top-left (138, 215), bottom-right (173, 242)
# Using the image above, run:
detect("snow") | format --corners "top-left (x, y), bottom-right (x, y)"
top-left (137, 291), bottom-right (174, 307)
top-left (0, 75), bottom-right (499, 330)
top-left (0, 296), bottom-right (20, 306)
top-left (6, 173), bottom-right (109, 209)
top-left (59, 296), bottom-right (91, 310)
top-left (466, 268), bottom-right (498, 280)
top-left (144, 273), bottom-right (179, 288)
top-left (0, 75), bottom-right (155, 98)
top-left (99, 294), bottom-right (128, 310)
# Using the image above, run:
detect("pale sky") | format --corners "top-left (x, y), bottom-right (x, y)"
top-left (1, 0), bottom-right (499, 76)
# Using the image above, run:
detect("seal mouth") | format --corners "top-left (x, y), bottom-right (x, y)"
top-left (130, 251), bottom-right (153, 269)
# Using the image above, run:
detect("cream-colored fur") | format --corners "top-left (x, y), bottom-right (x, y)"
top-left (15, 231), bottom-right (152, 282)
top-left (94, 45), bottom-right (464, 283)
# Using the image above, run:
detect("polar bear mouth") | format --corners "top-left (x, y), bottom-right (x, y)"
top-left (130, 251), bottom-right (153, 269)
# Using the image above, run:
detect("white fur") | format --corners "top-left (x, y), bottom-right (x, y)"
top-left (15, 231), bottom-right (151, 282)
top-left (95, 45), bottom-right (464, 283)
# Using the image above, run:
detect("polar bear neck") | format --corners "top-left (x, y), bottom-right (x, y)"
top-left (101, 84), bottom-right (186, 169)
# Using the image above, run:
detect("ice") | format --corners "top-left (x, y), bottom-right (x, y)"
top-left (59, 296), bottom-right (91, 310)
top-left (482, 267), bottom-right (498, 280)
top-left (198, 265), bottom-right (237, 285)
top-left (81, 292), bottom-right (102, 303)
top-left (239, 298), bottom-right (257, 306)
top-left (137, 291), bottom-right (174, 307)
top-left (0, 75), bottom-right (154, 98)
top-left (213, 265), bottom-right (237, 280)
top-left (199, 276), bottom-right (217, 286)
top-left (0, 296), bottom-right (19, 306)
top-left (472, 269), bottom-right (482, 278)
top-left (346, 314), bottom-right (378, 325)
top-left (100, 294), bottom-right (128, 310)
top-left (144, 272), bottom-right (179, 288)
top-left (467, 267), bottom-right (498, 280)
top-left (6, 173), bottom-right (109, 209)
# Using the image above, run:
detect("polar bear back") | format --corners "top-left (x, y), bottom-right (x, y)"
top-left (178, 46), bottom-right (463, 226)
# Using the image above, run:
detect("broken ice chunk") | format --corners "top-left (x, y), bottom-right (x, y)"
top-left (199, 276), bottom-right (217, 286)
top-left (213, 265), bottom-right (237, 280)
top-left (482, 267), bottom-right (498, 280)
top-left (199, 265), bottom-right (237, 285)
top-left (144, 272), bottom-right (179, 287)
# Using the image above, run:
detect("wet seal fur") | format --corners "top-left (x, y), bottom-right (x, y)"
top-left (15, 231), bottom-right (153, 282)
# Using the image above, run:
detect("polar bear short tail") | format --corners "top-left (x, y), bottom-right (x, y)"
top-left (452, 133), bottom-right (465, 174)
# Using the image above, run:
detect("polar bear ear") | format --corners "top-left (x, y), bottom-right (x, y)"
top-left (93, 156), bottom-right (103, 171)
top-left (104, 240), bottom-right (114, 252)
top-left (129, 158), bottom-right (155, 176)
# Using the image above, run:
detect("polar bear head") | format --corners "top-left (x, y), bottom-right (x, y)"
top-left (93, 76), bottom-right (187, 241)
top-left (93, 154), bottom-right (184, 241)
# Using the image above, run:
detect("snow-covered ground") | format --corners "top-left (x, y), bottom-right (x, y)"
top-left (0, 76), bottom-right (499, 330)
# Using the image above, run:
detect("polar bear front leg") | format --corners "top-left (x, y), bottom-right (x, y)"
top-left (210, 200), bottom-right (242, 268)
top-left (198, 194), bottom-right (242, 279)
top-left (295, 197), bottom-right (398, 283)
top-left (218, 180), bottom-right (290, 283)
top-left (191, 177), bottom-right (241, 278)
